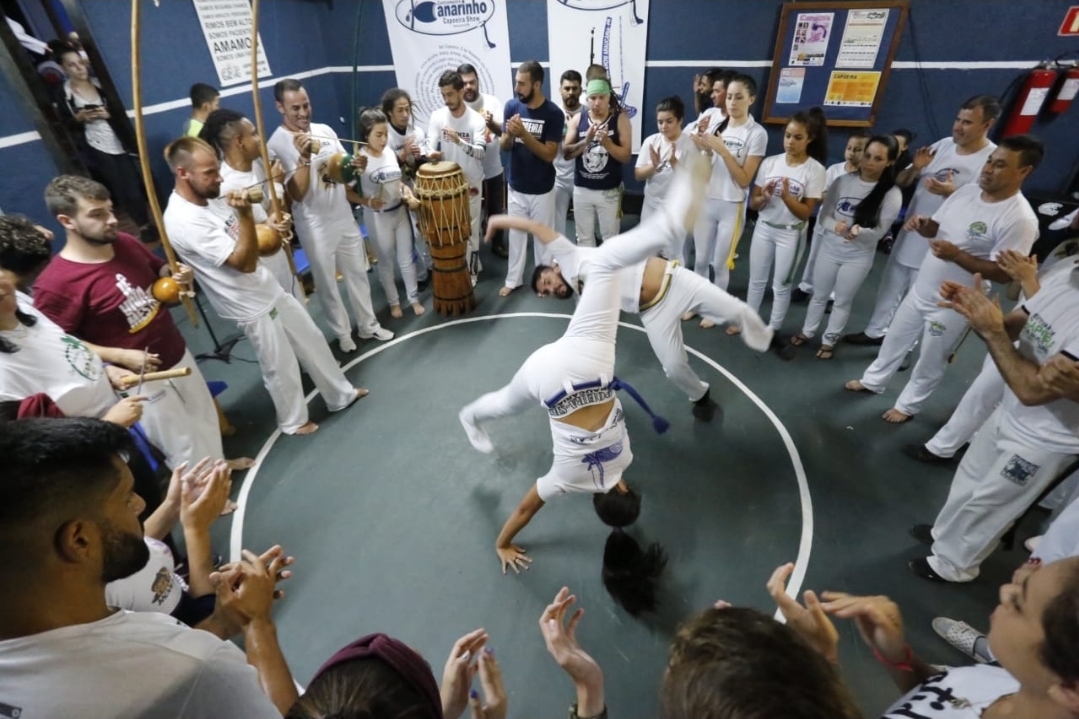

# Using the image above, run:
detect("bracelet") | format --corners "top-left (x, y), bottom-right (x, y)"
top-left (873, 643), bottom-right (914, 672)
top-left (298, 158), bottom-right (311, 167)
top-left (569, 703), bottom-right (607, 719)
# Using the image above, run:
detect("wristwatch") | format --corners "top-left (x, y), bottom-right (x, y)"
top-left (569, 703), bottom-right (608, 719)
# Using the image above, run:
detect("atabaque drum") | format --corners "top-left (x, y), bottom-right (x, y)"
top-left (414, 161), bottom-right (475, 316)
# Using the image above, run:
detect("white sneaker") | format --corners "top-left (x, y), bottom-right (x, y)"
top-left (459, 410), bottom-right (494, 454)
top-left (360, 327), bottom-right (394, 341)
top-left (931, 617), bottom-right (989, 663)
top-left (338, 335), bottom-right (357, 353)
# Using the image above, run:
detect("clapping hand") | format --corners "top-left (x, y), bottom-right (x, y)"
top-left (440, 629), bottom-right (507, 719)
top-left (911, 146), bottom-right (935, 171)
top-left (506, 114), bottom-right (525, 138)
top-left (766, 563), bottom-right (839, 663)
top-left (1039, 353), bottom-right (1079, 400)
top-left (937, 273), bottom-right (1004, 335)
top-left (820, 591), bottom-right (908, 666)
top-left (997, 249), bottom-right (1037, 285)
top-left (924, 171), bottom-right (955, 197)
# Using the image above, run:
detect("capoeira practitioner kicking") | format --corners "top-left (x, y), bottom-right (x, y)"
top-left (529, 231), bottom-right (773, 421)
top-left (459, 155), bottom-right (709, 575)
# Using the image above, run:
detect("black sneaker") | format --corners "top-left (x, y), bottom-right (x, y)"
top-left (770, 335), bottom-right (796, 362)
top-left (908, 557), bottom-right (946, 582)
top-left (909, 523), bottom-right (934, 545)
top-left (903, 444), bottom-right (953, 465)
top-left (692, 389), bottom-right (717, 421)
top-left (791, 287), bottom-right (811, 304)
top-left (844, 332), bottom-right (884, 346)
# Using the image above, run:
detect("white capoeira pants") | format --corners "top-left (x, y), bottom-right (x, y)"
top-left (1033, 470), bottom-right (1079, 563)
top-left (863, 253), bottom-right (920, 338)
top-left (640, 196), bottom-right (686, 265)
top-left (858, 290), bottom-right (969, 416)
top-left (747, 221), bottom-right (805, 331)
top-left (463, 178), bottom-right (692, 499)
top-left (926, 353), bottom-right (1004, 458)
top-left (296, 218), bottom-right (381, 342)
top-left (553, 180), bottom-right (573, 239)
top-left (797, 226), bottom-right (824, 294)
top-left (928, 407), bottom-right (1078, 581)
top-left (466, 189), bottom-right (483, 279)
top-left (238, 294), bottom-right (356, 434)
top-left (261, 250), bottom-right (306, 303)
top-left (692, 198), bottom-right (746, 291)
top-left (506, 187), bottom-right (557, 289)
top-left (136, 349), bottom-right (222, 470)
top-left (641, 265), bottom-right (773, 402)
top-left (573, 186), bottom-right (621, 248)
top-left (364, 205), bottom-right (420, 306)
top-left (800, 246), bottom-right (874, 346)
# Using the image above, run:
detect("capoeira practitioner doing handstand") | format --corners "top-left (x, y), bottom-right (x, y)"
top-left (458, 156), bottom-right (708, 578)
top-left (529, 232), bottom-right (773, 422)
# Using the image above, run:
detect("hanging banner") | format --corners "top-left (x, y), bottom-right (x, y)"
top-left (546, 0), bottom-right (650, 151)
top-left (382, 0), bottom-right (513, 128)
top-left (192, 0), bottom-right (272, 86)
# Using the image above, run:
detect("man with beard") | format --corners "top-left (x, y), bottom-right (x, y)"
top-left (0, 417), bottom-right (295, 717)
top-left (163, 137), bottom-right (366, 437)
top-left (458, 63), bottom-right (508, 258)
top-left (267, 78), bottom-right (392, 354)
top-left (553, 69), bottom-right (582, 239)
top-left (33, 175), bottom-right (252, 473)
top-left (499, 60), bottom-right (564, 296)
top-left (425, 70), bottom-right (487, 286)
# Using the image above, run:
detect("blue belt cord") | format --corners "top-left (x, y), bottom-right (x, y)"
top-left (544, 377), bottom-right (669, 434)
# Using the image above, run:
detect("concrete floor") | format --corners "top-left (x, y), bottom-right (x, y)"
top-left (178, 216), bottom-right (1040, 718)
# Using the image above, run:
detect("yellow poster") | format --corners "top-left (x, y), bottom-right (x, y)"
top-left (824, 71), bottom-right (881, 107)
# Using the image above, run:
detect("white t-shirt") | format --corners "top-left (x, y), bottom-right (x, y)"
top-left (635, 132), bottom-right (696, 205)
top-left (823, 161), bottom-right (852, 195)
top-left (689, 106), bottom-right (726, 132)
top-left (547, 236), bottom-right (643, 315)
top-left (358, 147), bottom-right (404, 209)
top-left (754, 154), bottom-right (827, 225)
top-left (912, 184), bottom-right (1038, 303)
top-left (555, 104), bottom-right (582, 187)
top-left (164, 192), bottom-right (283, 323)
top-left (817, 174), bottom-right (904, 258)
top-left (0, 610), bottom-right (281, 719)
top-left (466, 92), bottom-right (504, 179)
top-left (386, 119), bottom-right (426, 186)
top-left (105, 537), bottom-right (185, 615)
top-left (424, 106), bottom-right (487, 189)
top-left (0, 294), bottom-right (117, 418)
top-left (893, 137), bottom-right (997, 269)
top-left (1002, 259), bottom-right (1079, 454)
top-left (882, 665), bottom-right (1018, 719)
top-left (703, 116), bottom-right (768, 202)
top-left (220, 158), bottom-right (284, 225)
top-left (267, 122), bottom-right (356, 231)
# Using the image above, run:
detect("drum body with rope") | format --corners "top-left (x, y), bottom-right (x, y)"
top-left (415, 161), bottom-right (475, 316)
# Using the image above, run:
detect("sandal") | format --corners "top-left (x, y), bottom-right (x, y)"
top-left (789, 334), bottom-right (810, 347)
top-left (816, 345), bottom-right (835, 360)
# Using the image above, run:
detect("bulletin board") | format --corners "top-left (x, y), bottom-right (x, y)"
top-left (763, 1), bottom-right (910, 127)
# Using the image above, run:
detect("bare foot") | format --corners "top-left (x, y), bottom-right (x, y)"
top-left (699, 318), bottom-right (715, 329)
top-left (294, 421), bottom-right (319, 435)
top-left (499, 286), bottom-right (515, 297)
top-left (225, 457), bottom-right (255, 471)
top-left (882, 408), bottom-right (913, 424)
top-left (220, 499), bottom-right (239, 516)
top-left (844, 380), bottom-right (868, 392)
top-left (390, 305), bottom-right (403, 319)
top-left (411, 302), bottom-right (426, 316)
top-left (681, 311), bottom-right (697, 321)
top-left (726, 325), bottom-right (741, 336)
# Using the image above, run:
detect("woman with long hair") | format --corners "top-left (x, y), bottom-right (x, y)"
top-left (790, 135), bottom-right (902, 359)
top-left (733, 107), bottom-right (828, 345)
top-left (380, 88), bottom-right (431, 286)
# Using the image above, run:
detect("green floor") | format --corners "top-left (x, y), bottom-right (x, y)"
top-left (179, 216), bottom-right (1038, 718)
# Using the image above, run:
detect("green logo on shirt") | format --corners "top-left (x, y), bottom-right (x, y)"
top-left (62, 335), bottom-right (102, 381)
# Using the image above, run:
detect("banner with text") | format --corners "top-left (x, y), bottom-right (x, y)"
top-left (382, 0), bottom-right (512, 127)
top-left (546, 0), bottom-right (650, 151)
top-left (192, 0), bottom-right (272, 87)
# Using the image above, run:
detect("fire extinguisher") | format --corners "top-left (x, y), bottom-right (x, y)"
top-left (1049, 65), bottom-right (1079, 115)
top-left (1001, 63), bottom-right (1058, 137)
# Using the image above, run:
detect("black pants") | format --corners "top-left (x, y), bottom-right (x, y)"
top-left (87, 146), bottom-right (150, 226)
top-left (484, 173), bottom-right (505, 248)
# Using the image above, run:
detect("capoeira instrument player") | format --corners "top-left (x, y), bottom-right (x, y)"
top-left (458, 155), bottom-right (710, 574)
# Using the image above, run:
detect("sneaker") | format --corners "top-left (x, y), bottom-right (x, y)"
top-left (338, 335), bottom-right (357, 353)
top-left (459, 411), bottom-right (494, 453)
top-left (844, 332), bottom-right (884, 346)
top-left (359, 327), bottom-right (394, 341)
top-left (932, 618), bottom-right (990, 663)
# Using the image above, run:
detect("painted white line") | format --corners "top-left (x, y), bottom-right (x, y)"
top-left (0, 130), bottom-right (41, 149)
top-left (228, 312), bottom-right (813, 609)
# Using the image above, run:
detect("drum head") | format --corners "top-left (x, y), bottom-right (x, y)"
top-left (417, 161), bottom-right (462, 178)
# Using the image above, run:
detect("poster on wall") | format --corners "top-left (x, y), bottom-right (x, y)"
top-left (824, 71), bottom-right (881, 107)
top-left (835, 9), bottom-right (889, 68)
top-left (788, 12), bottom-right (833, 67)
top-left (776, 68), bottom-right (806, 103)
top-left (192, 0), bottom-right (272, 86)
top-left (381, 0), bottom-right (513, 127)
top-left (546, 0), bottom-right (651, 152)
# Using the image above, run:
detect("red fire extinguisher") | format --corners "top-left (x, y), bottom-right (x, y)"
top-left (1049, 65), bottom-right (1079, 115)
top-left (1001, 63), bottom-right (1058, 137)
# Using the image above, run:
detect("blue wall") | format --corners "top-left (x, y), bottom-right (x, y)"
top-left (2, 0), bottom-right (1077, 226)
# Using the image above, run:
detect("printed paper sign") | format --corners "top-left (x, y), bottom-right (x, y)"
top-left (789, 12), bottom-right (833, 66)
top-left (836, 9), bottom-right (889, 69)
top-left (776, 67), bottom-right (806, 104)
top-left (824, 71), bottom-right (881, 107)
top-left (192, 0), bottom-right (271, 86)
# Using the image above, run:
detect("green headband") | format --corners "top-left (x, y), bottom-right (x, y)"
top-left (586, 79), bottom-right (611, 96)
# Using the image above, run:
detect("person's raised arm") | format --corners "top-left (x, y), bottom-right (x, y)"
top-left (222, 191), bottom-right (260, 273)
top-left (928, 240), bottom-right (1012, 284)
top-left (1039, 353), bottom-right (1079, 403)
top-left (896, 145), bottom-right (934, 188)
top-left (284, 133), bottom-right (313, 203)
top-left (495, 485), bottom-right (544, 574)
top-left (602, 112), bottom-right (632, 165)
top-left (180, 461), bottom-right (232, 599)
top-left (540, 587), bottom-right (606, 719)
top-left (486, 214), bottom-right (561, 246)
top-left (776, 178), bottom-right (819, 222)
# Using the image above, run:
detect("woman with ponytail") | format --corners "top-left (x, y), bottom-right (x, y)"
top-left (356, 107), bottom-right (425, 318)
top-left (790, 135), bottom-right (902, 359)
top-left (687, 74), bottom-right (768, 320)
top-left (733, 107), bottom-right (827, 346)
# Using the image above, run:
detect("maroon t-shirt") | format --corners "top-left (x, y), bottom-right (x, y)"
top-left (33, 233), bottom-right (187, 369)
